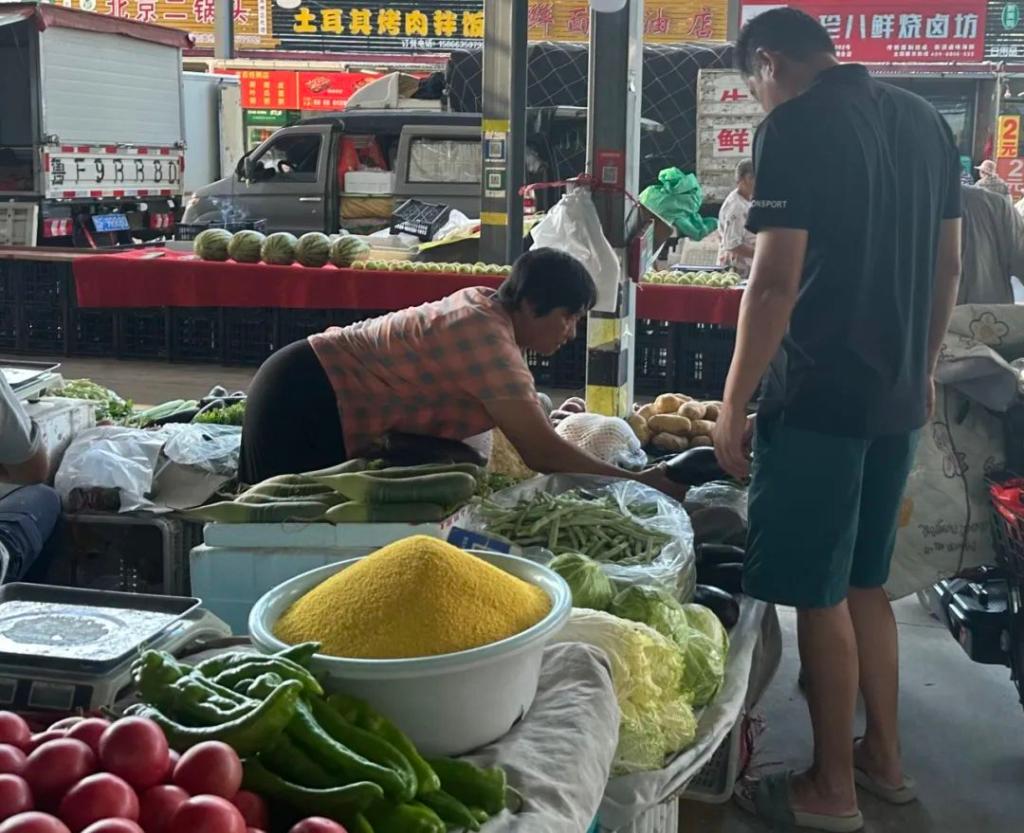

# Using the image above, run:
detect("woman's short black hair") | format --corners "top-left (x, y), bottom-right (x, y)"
top-left (497, 248), bottom-right (598, 317)
top-left (735, 8), bottom-right (835, 77)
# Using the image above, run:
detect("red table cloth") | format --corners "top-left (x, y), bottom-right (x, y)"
top-left (72, 250), bottom-right (741, 327)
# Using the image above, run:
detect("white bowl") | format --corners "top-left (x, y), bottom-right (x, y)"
top-left (248, 549), bottom-right (571, 756)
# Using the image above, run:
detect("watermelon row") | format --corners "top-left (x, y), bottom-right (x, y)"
top-left (193, 230), bottom-right (370, 268)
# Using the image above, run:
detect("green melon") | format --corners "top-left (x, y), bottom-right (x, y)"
top-left (227, 230), bottom-right (265, 263)
top-left (295, 232), bottom-right (331, 267)
top-left (261, 232), bottom-right (298, 265)
top-left (330, 236), bottom-right (370, 268)
top-left (193, 228), bottom-right (232, 261)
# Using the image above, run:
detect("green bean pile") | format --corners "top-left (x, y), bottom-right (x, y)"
top-left (477, 490), bottom-right (672, 564)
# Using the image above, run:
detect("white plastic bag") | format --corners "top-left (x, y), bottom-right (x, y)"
top-left (530, 187), bottom-right (621, 313)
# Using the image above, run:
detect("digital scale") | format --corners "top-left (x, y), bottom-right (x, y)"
top-left (0, 584), bottom-right (232, 711)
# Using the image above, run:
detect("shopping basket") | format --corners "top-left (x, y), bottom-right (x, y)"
top-left (176, 219), bottom-right (267, 241)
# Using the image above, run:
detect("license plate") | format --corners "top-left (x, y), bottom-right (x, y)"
top-left (44, 147), bottom-right (182, 199)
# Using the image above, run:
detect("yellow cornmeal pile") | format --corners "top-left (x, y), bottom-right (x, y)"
top-left (274, 535), bottom-right (552, 659)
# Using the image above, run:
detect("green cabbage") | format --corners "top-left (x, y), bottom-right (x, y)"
top-left (610, 585), bottom-right (726, 707)
top-left (548, 552), bottom-right (614, 610)
top-left (683, 603), bottom-right (730, 659)
top-left (554, 609), bottom-right (697, 773)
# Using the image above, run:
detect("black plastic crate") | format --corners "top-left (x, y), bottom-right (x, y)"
top-left (553, 330), bottom-right (587, 389)
top-left (277, 309), bottom-right (336, 345)
top-left (0, 261), bottom-right (19, 305)
top-left (117, 309), bottom-right (170, 359)
top-left (675, 322), bottom-right (736, 399)
top-left (223, 308), bottom-right (277, 366)
top-left (525, 350), bottom-right (557, 387)
top-left (176, 219), bottom-right (267, 242)
top-left (69, 308), bottom-right (116, 357)
top-left (19, 303), bottom-right (65, 354)
top-left (171, 307), bottom-right (223, 363)
top-left (391, 199), bottom-right (451, 241)
top-left (0, 302), bottom-right (17, 350)
top-left (634, 318), bottom-right (678, 393)
top-left (18, 261), bottom-right (69, 307)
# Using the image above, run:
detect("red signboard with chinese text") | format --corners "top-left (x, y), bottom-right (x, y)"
top-left (235, 71), bottom-right (300, 110)
top-left (297, 71), bottom-right (383, 110)
top-left (741, 2), bottom-right (988, 63)
top-left (997, 157), bottom-right (1024, 200)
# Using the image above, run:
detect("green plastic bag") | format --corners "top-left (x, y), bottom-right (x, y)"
top-left (639, 167), bottom-right (718, 241)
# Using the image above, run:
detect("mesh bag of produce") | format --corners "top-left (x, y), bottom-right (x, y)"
top-left (457, 474), bottom-right (696, 601)
top-left (555, 413), bottom-right (647, 469)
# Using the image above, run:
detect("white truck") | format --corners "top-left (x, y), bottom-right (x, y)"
top-left (182, 72), bottom-right (245, 199)
top-left (0, 2), bottom-right (188, 246)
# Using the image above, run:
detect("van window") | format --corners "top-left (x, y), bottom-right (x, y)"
top-left (251, 133), bottom-right (322, 183)
top-left (407, 138), bottom-right (480, 184)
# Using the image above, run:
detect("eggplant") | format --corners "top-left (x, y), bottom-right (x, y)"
top-left (696, 562), bottom-right (744, 594)
top-left (694, 584), bottom-right (741, 629)
top-left (696, 543), bottom-right (746, 567)
top-left (664, 446), bottom-right (728, 486)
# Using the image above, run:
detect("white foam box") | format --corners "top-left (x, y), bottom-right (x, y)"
top-left (190, 522), bottom-right (447, 634)
top-left (344, 170), bottom-right (396, 194)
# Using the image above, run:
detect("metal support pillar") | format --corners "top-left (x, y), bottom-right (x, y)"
top-left (479, 0), bottom-right (528, 265)
top-left (727, 0), bottom-right (742, 40)
top-left (584, 0), bottom-right (644, 417)
top-left (214, 0), bottom-right (234, 60)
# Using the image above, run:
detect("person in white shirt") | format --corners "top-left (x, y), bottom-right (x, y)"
top-left (0, 374), bottom-right (59, 582)
top-left (716, 159), bottom-right (756, 277)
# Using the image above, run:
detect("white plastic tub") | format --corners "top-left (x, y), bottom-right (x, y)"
top-left (249, 550), bottom-right (571, 756)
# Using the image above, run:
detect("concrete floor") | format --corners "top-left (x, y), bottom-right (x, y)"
top-left (680, 599), bottom-right (1024, 832)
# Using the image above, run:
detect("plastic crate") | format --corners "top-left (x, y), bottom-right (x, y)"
top-left (223, 308), bottom-right (277, 366)
top-left (18, 261), bottom-right (69, 307)
top-left (46, 512), bottom-right (195, 596)
top-left (0, 302), bottom-right (17, 350)
top-left (171, 307), bottom-right (223, 363)
top-left (525, 350), bottom-right (557, 387)
top-left (176, 219), bottom-right (267, 241)
top-left (554, 329), bottom-right (588, 389)
top-left (680, 715), bottom-right (748, 803)
top-left (0, 261), bottom-right (19, 305)
top-left (19, 304), bottom-right (65, 354)
top-left (590, 798), bottom-right (679, 832)
top-left (391, 198), bottom-right (451, 241)
top-left (69, 308), bottom-right (115, 357)
top-left (278, 309), bottom-right (337, 345)
top-left (117, 309), bottom-right (170, 359)
top-left (675, 322), bottom-right (736, 399)
top-left (634, 318), bottom-right (677, 394)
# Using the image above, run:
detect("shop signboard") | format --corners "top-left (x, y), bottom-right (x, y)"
top-left (996, 157), bottom-right (1024, 198)
top-left (696, 69), bottom-right (765, 202)
top-left (998, 114), bottom-right (1021, 157)
top-left (45, 0), bottom-right (277, 49)
top-left (741, 2), bottom-right (988, 63)
top-left (272, 0), bottom-right (728, 53)
top-left (986, 1), bottom-right (1024, 59)
top-left (222, 68), bottom-right (383, 110)
top-left (232, 70), bottom-right (301, 109)
top-left (297, 70), bottom-right (383, 110)
top-left (245, 109), bottom-right (292, 126)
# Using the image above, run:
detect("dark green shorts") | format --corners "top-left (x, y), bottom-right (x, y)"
top-left (744, 415), bottom-right (920, 609)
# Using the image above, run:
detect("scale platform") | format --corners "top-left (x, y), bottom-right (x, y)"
top-left (0, 584), bottom-right (231, 711)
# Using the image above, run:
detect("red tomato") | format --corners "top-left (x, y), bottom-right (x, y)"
top-left (24, 733), bottom-right (65, 755)
top-left (166, 797), bottom-right (245, 833)
top-left (0, 747), bottom-right (26, 777)
top-left (23, 741), bottom-right (96, 805)
top-left (137, 786), bottom-right (188, 833)
top-left (64, 722), bottom-right (109, 759)
top-left (58, 774), bottom-right (139, 833)
top-left (288, 819), bottom-right (348, 833)
top-left (0, 813), bottom-right (70, 833)
top-left (171, 743), bottom-right (241, 800)
top-left (0, 776), bottom-right (33, 821)
top-left (80, 822), bottom-right (144, 833)
top-left (0, 719), bottom-right (30, 754)
top-left (228, 793), bottom-right (266, 831)
top-left (98, 720), bottom-right (168, 792)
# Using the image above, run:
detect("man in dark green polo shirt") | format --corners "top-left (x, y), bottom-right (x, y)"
top-left (713, 8), bottom-right (962, 831)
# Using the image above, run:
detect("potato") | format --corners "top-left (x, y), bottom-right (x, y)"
top-left (652, 432), bottom-right (689, 452)
top-left (673, 393), bottom-right (694, 402)
top-left (636, 403), bottom-right (656, 421)
top-left (649, 414), bottom-right (692, 436)
top-left (626, 413), bottom-right (652, 445)
top-left (690, 419), bottom-right (716, 437)
top-left (653, 393), bottom-right (684, 415)
top-left (690, 435), bottom-right (713, 448)
top-left (702, 403), bottom-right (720, 421)
top-left (680, 401), bottom-right (706, 420)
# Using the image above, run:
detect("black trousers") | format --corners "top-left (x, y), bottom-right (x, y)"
top-left (238, 339), bottom-right (346, 485)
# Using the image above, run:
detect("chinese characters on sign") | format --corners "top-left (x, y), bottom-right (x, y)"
top-left (998, 115), bottom-right (1021, 159)
top-left (996, 157), bottom-right (1024, 199)
top-left (49, 0), bottom-right (276, 49)
top-left (220, 69), bottom-right (382, 110)
top-left (696, 69), bottom-right (765, 201)
top-left (524, 0), bottom-right (728, 43)
top-left (985, 1), bottom-right (1024, 59)
top-left (741, 2), bottom-right (987, 62)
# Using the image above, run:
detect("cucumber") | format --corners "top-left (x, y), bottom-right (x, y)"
top-left (315, 471), bottom-right (478, 505)
top-left (244, 482), bottom-right (335, 499)
top-left (366, 462), bottom-right (483, 480)
top-left (238, 493), bottom-right (348, 508)
top-left (256, 474), bottom-right (321, 487)
top-left (325, 502), bottom-right (449, 523)
top-left (185, 501), bottom-right (327, 523)
top-left (302, 458), bottom-right (370, 478)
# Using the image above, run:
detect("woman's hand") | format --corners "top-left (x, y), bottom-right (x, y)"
top-left (636, 464), bottom-right (689, 503)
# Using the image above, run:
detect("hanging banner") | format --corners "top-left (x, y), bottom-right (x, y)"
top-left (46, 0), bottom-right (277, 49)
top-left (986, 1), bottom-right (1024, 60)
top-left (998, 114), bottom-right (1021, 158)
top-left (273, 0), bottom-right (728, 53)
top-left (741, 2), bottom-right (988, 63)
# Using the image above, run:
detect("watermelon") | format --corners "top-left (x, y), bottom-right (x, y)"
top-left (227, 229), bottom-right (265, 263)
top-left (295, 232), bottom-right (331, 267)
top-left (193, 228), bottom-right (232, 261)
top-left (330, 235), bottom-right (370, 268)
top-left (261, 232), bottom-right (298, 265)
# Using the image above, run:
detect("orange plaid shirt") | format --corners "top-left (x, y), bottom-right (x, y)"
top-left (309, 288), bottom-right (538, 456)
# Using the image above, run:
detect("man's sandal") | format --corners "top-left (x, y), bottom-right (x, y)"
top-left (734, 771), bottom-right (865, 832)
